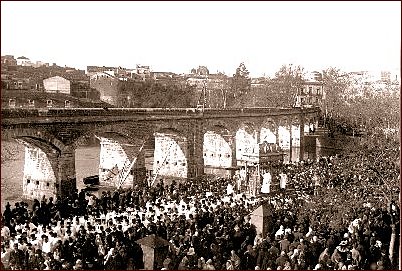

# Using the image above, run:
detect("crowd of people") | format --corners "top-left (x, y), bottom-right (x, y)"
top-left (1, 140), bottom-right (400, 270)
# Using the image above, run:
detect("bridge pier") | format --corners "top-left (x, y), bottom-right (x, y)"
top-left (299, 115), bottom-right (305, 161)
top-left (56, 145), bottom-right (77, 199)
top-left (289, 124), bottom-right (293, 162)
top-left (186, 121), bottom-right (204, 179)
top-left (230, 134), bottom-right (237, 173)
top-left (20, 142), bottom-right (58, 200)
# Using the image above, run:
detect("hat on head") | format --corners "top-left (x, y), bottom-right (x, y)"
top-left (187, 247), bottom-right (195, 255)
top-left (339, 240), bottom-right (348, 246)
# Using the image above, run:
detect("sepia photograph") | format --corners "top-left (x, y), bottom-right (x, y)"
top-left (1, 1), bottom-right (400, 270)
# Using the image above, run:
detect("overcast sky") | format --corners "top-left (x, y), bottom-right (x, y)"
top-left (1, 1), bottom-right (400, 77)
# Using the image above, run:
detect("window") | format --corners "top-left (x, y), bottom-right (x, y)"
top-left (46, 100), bottom-right (53, 108)
top-left (309, 87), bottom-right (312, 94)
top-left (65, 100), bottom-right (71, 108)
top-left (18, 82), bottom-right (23, 89)
top-left (9, 98), bottom-right (16, 108)
top-left (27, 180), bottom-right (30, 184)
top-left (36, 181), bottom-right (39, 185)
top-left (28, 99), bottom-right (35, 107)
top-left (46, 182), bottom-right (50, 187)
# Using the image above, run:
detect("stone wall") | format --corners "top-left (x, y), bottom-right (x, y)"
top-left (98, 137), bottom-right (134, 188)
top-left (22, 145), bottom-right (57, 200)
top-left (203, 131), bottom-right (232, 168)
top-left (153, 133), bottom-right (187, 178)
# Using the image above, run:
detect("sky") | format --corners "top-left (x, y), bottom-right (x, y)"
top-left (1, 1), bottom-right (400, 77)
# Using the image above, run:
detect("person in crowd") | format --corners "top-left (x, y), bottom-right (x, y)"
top-left (1, 143), bottom-right (399, 270)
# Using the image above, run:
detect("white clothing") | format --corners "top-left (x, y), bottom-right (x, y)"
top-left (42, 240), bottom-right (52, 254)
top-left (261, 172), bottom-right (271, 193)
top-left (280, 173), bottom-right (287, 189)
top-left (226, 183), bottom-right (234, 195)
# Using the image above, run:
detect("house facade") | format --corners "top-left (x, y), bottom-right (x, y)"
top-left (43, 76), bottom-right (71, 94)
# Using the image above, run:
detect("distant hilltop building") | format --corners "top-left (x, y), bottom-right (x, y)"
top-left (87, 65), bottom-right (151, 81)
top-left (16, 56), bottom-right (32, 66)
top-left (190, 66), bottom-right (209, 76)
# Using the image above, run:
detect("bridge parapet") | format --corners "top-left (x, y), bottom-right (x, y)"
top-left (1, 107), bottom-right (320, 121)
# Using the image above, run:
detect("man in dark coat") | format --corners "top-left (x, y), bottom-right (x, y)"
top-left (9, 243), bottom-right (25, 270)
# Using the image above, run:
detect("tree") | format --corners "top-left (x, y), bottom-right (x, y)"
top-left (270, 64), bottom-right (305, 107)
top-left (322, 67), bottom-right (400, 138)
top-left (322, 67), bottom-right (350, 118)
top-left (116, 79), bottom-right (196, 108)
top-left (229, 62), bottom-right (251, 107)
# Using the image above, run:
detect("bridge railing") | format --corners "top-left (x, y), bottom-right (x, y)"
top-left (1, 107), bottom-right (320, 119)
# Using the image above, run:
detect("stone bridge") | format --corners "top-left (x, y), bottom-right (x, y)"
top-left (1, 107), bottom-right (320, 199)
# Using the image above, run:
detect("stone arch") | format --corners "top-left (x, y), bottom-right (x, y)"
top-left (260, 118), bottom-right (278, 145)
top-left (277, 117), bottom-right (291, 150)
top-left (72, 121), bottom-right (155, 149)
top-left (3, 127), bottom-right (66, 153)
top-left (204, 119), bottom-right (237, 136)
top-left (203, 124), bottom-right (233, 169)
top-left (236, 122), bottom-right (259, 165)
top-left (11, 136), bottom-right (61, 201)
top-left (152, 127), bottom-right (188, 179)
top-left (92, 131), bottom-right (149, 188)
top-left (291, 115), bottom-right (301, 126)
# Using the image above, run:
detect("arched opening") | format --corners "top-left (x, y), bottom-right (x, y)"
top-left (236, 123), bottom-right (259, 166)
top-left (1, 134), bottom-right (61, 203)
top-left (153, 128), bottom-right (187, 180)
top-left (260, 119), bottom-right (277, 145)
top-left (203, 125), bottom-right (232, 169)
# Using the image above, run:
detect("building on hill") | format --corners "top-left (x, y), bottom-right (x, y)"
top-left (190, 66), bottom-right (209, 76)
top-left (43, 76), bottom-right (71, 94)
top-left (16, 56), bottom-right (32, 66)
top-left (87, 66), bottom-right (116, 77)
top-left (2, 89), bottom-right (112, 109)
top-left (131, 65), bottom-right (151, 80)
top-left (1, 55), bottom-right (17, 66)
